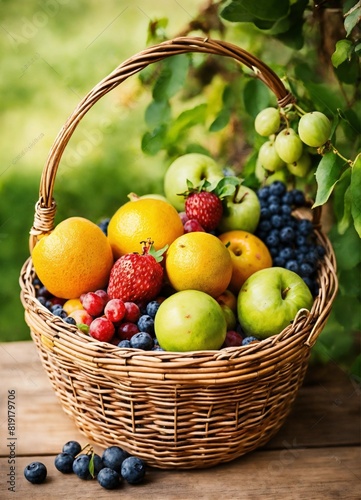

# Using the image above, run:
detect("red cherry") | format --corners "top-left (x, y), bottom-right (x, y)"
top-left (183, 219), bottom-right (205, 233)
top-left (118, 322), bottom-right (139, 341)
top-left (104, 299), bottom-right (126, 323)
top-left (123, 302), bottom-right (141, 323)
top-left (82, 292), bottom-right (105, 317)
top-left (223, 330), bottom-right (243, 348)
top-left (89, 317), bottom-right (115, 342)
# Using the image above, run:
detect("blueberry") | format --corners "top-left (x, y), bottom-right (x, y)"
top-left (280, 227), bottom-right (295, 244)
top-left (241, 336), bottom-right (259, 346)
top-left (281, 191), bottom-right (294, 206)
top-left (24, 461), bottom-right (47, 484)
top-left (53, 308), bottom-right (68, 319)
top-left (97, 467), bottom-right (121, 489)
top-left (269, 181), bottom-right (286, 197)
top-left (291, 189), bottom-right (306, 206)
top-left (146, 300), bottom-right (160, 318)
top-left (121, 456), bottom-right (146, 485)
top-left (102, 446), bottom-right (129, 474)
top-left (273, 256), bottom-right (286, 267)
top-left (51, 304), bottom-right (63, 313)
top-left (295, 234), bottom-right (308, 247)
top-left (268, 194), bottom-right (281, 205)
top-left (137, 315), bottom-right (154, 335)
top-left (257, 186), bottom-right (270, 200)
top-left (118, 339), bottom-right (131, 348)
top-left (260, 207), bottom-right (271, 219)
top-left (269, 246), bottom-right (280, 258)
top-left (280, 204), bottom-right (292, 216)
top-left (130, 332), bottom-right (154, 350)
top-left (297, 218), bottom-right (313, 236)
top-left (285, 260), bottom-right (299, 273)
top-left (266, 232), bottom-right (280, 248)
top-left (270, 214), bottom-right (283, 229)
top-left (299, 262), bottom-right (314, 278)
top-left (269, 203), bottom-right (281, 215)
top-left (152, 345), bottom-right (164, 351)
top-left (55, 452), bottom-right (74, 473)
top-left (37, 286), bottom-right (50, 298)
top-left (37, 296), bottom-right (47, 306)
top-left (98, 218), bottom-right (110, 236)
top-left (316, 244), bottom-right (326, 258)
top-left (64, 316), bottom-right (77, 325)
top-left (72, 454), bottom-right (92, 479)
top-left (304, 249), bottom-right (318, 265)
top-left (303, 277), bottom-right (319, 296)
top-left (258, 219), bottom-right (272, 233)
top-left (279, 247), bottom-right (294, 261)
top-left (62, 440), bottom-right (82, 457)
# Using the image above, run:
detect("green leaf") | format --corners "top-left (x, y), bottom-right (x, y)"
top-left (214, 176), bottom-right (242, 198)
top-left (145, 100), bottom-right (171, 128)
top-left (344, 4), bottom-right (361, 37)
top-left (243, 79), bottom-right (270, 118)
top-left (333, 169), bottom-right (352, 234)
top-left (152, 55), bottom-right (189, 102)
top-left (88, 453), bottom-right (95, 478)
top-left (209, 108), bottom-right (231, 132)
top-left (141, 125), bottom-right (167, 155)
top-left (77, 323), bottom-right (89, 334)
top-left (331, 39), bottom-right (353, 68)
top-left (313, 152), bottom-right (345, 207)
top-left (221, 0), bottom-right (290, 22)
top-left (166, 104), bottom-right (207, 143)
top-left (275, 0), bottom-right (308, 49)
top-left (333, 295), bottom-right (361, 331)
top-left (329, 224), bottom-right (361, 270)
top-left (334, 53), bottom-right (361, 84)
top-left (351, 154), bottom-right (361, 237)
top-left (303, 82), bottom-right (345, 114)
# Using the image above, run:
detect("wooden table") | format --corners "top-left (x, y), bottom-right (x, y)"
top-left (0, 341), bottom-right (360, 499)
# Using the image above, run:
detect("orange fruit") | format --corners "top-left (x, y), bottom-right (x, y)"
top-left (107, 198), bottom-right (184, 258)
top-left (218, 230), bottom-right (272, 294)
top-left (165, 232), bottom-right (232, 298)
top-left (32, 217), bottom-right (114, 299)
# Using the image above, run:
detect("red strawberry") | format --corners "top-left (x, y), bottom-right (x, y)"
top-left (107, 239), bottom-right (165, 303)
top-left (185, 191), bottom-right (223, 232)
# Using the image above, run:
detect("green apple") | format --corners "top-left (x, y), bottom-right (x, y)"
top-left (217, 184), bottom-right (261, 233)
top-left (154, 290), bottom-right (227, 351)
top-left (164, 153), bottom-right (224, 211)
top-left (237, 267), bottom-right (313, 339)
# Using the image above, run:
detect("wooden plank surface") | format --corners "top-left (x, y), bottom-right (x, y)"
top-left (1, 341), bottom-right (360, 499)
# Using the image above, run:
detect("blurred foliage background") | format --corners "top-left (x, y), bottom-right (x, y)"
top-left (1, 0), bottom-right (360, 378)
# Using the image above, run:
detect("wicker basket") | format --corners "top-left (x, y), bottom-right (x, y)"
top-left (20, 37), bottom-right (338, 469)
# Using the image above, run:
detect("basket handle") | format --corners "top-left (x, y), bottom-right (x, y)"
top-left (29, 36), bottom-right (295, 251)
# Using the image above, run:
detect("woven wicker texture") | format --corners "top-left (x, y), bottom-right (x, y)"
top-left (20, 37), bottom-right (338, 469)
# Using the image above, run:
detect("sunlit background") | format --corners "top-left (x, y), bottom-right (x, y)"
top-left (0, 0), bottom-right (202, 341)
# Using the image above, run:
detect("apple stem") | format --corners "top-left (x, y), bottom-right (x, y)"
top-left (281, 286), bottom-right (291, 300)
top-left (234, 186), bottom-right (247, 204)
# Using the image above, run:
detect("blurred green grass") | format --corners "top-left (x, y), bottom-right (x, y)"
top-left (0, 0), bottom-right (198, 341)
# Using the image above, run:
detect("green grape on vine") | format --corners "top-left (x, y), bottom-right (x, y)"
top-left (258, 140), bottom-right (285, 172)
top-left (298, 111), bottom-right (332, 148)
top-left (275, 128), bottom-right (303, 164)
top-left (286, 151), bottom-right (312, 177)
top-left (254, 107), bottom-right (281, 137)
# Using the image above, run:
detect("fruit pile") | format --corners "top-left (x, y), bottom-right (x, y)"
top-left (24, 440), bottom-right (146, 490)
top-left (32, 108), bottom-right (331, 353)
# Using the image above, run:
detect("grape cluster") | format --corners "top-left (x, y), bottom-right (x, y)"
top-left (255, 181), bottom-right (325, 296)
top-left (254, 108), bottom-right (332, 179)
